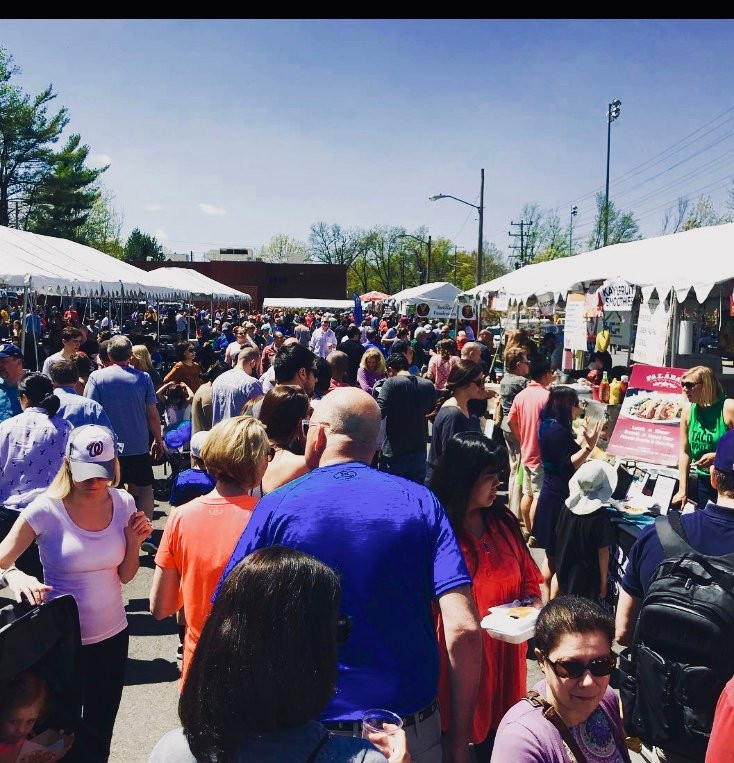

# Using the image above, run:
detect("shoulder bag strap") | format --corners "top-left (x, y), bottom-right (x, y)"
top-left (523, 691), bottom-right (588, 763)
top-left (654, 513), bottom-right (693, 559)
top-left (305, 730), bottom-right (331, 763)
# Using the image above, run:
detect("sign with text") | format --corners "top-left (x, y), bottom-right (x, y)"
top-left (607, 364), bottom-right (685, 467)
top-left (404, 300), bottom-right (457, 320)
top-left (564, 292), bottom-right (588, 351)
top-left (605, 310), bottom-right (632, 349)
top-left (632, 298), bottom-right (669, 366)
top-left (536, 291), bottom-right (556, 316)
top-left (599, 279), bottom-right (636, 312)
top-left (492, 291), bottom-right (509, 312)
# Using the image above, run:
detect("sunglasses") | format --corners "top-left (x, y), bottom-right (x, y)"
top-left (541, 652), bottom-right (617, 679)
top-left (681, 381), bottom-right (701, 390)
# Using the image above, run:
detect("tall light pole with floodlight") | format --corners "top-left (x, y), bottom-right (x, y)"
top-left (604, 99), bottom-right (621, 247)
top-left (569, 205), bottom-right (578, 255)
top-left (430, 168), bottom-right (485, 286)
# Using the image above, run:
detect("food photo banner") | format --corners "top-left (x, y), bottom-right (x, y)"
top-left (606, 364), bottom-right (685, 466)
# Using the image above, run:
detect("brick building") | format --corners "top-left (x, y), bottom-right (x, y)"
top-left (132, 259), bottom-right (347, 310)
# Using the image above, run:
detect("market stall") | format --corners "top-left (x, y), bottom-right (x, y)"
top-left (260, 297), bottom-right (354, 311)
top-left (387, 281), bottom-right (463, 320)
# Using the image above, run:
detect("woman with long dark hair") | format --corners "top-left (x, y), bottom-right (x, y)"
top-left (150, 546), bottom-right (408, 762)
top-left (430, 432), bottom-right (542, 761)
top-left (534, 386), bottom-right (601, 599)
top-left (425, 360), bottom-right (491, 483)
top-left (163, 341), bottom-right (203, 393)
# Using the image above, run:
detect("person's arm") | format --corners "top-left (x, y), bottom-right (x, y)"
top-left (436, 586), bottom-right (482, 763)
top-left (706, 680), bottom-right (734, 763)
top-left (615, 589), bottom-right (642, 646)
top-left (673, 408), bottom-right (691, 506)
top-left (180, 382), bottom-right (195, 404)
top-left (162, 363), bottom-right (181, 385)
top-left (147, 403), bottom-right (166, 459)
top-left (570, 419), bottom-right (602, 470)
top-left (0, 518), bottom-right (52, 604)
top-left (150, 565), bottom-right (183, 619)
top-left (507, 402), bottom-right (521, 444)
top-left (725, 398), bottom-right (734, 429)
top-left (598, 546), bottom-right (610, 601)
top-left (118, 511), bottom-right (152, 583)
top-left (375, 377), bottom-right (391, 418)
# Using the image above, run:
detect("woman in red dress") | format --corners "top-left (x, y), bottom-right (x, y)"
top-left (430, 431), bottom-right (543, 761)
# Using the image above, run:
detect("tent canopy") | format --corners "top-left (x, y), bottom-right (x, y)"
top-left (146, 267), bottom-right (251, 301)
top-left (0, 226), bottom-right (180, 297)
top-left (389, 281), bottom-right (461, 303)
top-left (360, 290), bottom-right (389, 302)
top-left (465, 222), bottom-right (734, 305)
top-left (261, 297), bottom-right (354, 311)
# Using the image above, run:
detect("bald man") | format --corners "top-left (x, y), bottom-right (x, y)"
top-left (218, 388), bottom-right (481, 763)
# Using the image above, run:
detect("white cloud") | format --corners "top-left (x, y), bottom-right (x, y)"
top-left (145, 203), bottom-right (163, 211)
top-left (198, 203), bottom-right (226, 217)
top-left (89, 153), bottom-right (112, 168)
top-left (154, 228), bottom-right (168, 241)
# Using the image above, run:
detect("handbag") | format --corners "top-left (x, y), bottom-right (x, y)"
top-left (523, 690), bottom-right (588, 763)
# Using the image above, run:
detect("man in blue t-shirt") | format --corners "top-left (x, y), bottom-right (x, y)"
top-left (616, 429), bottom-right (734, 648)
top-left (0, 343), bottom-right (24, 423)
top-left (217, 388), bottom-right (480, 763)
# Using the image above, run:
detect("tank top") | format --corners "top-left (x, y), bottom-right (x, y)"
top-left (688, 396), bottom-right (728, 475)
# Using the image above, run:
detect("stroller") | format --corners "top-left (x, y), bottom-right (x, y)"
top-left (0, 595), bottom-right (82, 745)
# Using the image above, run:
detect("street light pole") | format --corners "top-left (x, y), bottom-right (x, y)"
top-left (569, 205), bottom-right (578, 255)
top-left (604, 99), bottom-right (621, 247)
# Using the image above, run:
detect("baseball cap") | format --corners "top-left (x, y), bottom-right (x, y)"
top-left (189, 430), bottom-right (209, 460)
top-left (714, 430), bottom-right (734, 476)
top-left (222, 322), bottom-right (231, 330)
top-left (0, 343), bottom-right (23, 359)
top-left (66, 425), bottom-right (117, 482)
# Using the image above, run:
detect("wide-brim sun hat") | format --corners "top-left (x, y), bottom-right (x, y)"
top-left (566, 459), bottom-right (618, 515)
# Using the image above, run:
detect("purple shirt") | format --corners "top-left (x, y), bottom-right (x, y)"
top-left (357, 367), bottom-right (385, 395)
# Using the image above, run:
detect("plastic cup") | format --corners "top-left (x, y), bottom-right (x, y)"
top-left (361, 709), bottom-right (403, 752)
top-left (592, 385), bottom-right (601, 402)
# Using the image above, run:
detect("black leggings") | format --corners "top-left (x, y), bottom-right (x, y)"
top-left (66, 628), bottom-right (129, 763)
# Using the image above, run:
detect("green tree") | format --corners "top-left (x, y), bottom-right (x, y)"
top-left (25, 134), bottom-right (106, 240)
top-left (259, 233), bottom-right (308, 263)
top-left (123, 228), bottom-right (164, 262)
top-left (79, 185), bottom-right (124, 258)
top-left (0, 47), bottom-right (69, 227)
top-left (587, 192), bottom-right (640, 250)
top-left (307, 222), bottom-right (360, 268)
top-left (681, 194), bottom-right (727, 230)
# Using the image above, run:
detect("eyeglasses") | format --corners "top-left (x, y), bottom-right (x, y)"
top-left (681, 380), bottom-right (701, 390)
top-left (267, 445), bottom-right (277, 462)
top-left (541, 652), bottom-right (617, 679)
top-left (301, 419), bottom-right (332, 437)
top-left (336, 615), bottom-right (353, 645)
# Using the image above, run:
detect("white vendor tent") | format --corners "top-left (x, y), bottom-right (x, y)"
top-left (0, 225), bottom-right (179, 297)
top-left (261, 297), bottom-right (354, 311)
top-left (464, 222), bottom-right (734, 305)
top-left (388, 281), bottom-right (463, 320)
top-left (146, 267), bottom-right (251, 301)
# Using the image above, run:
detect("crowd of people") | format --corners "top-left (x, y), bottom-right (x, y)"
top-left (0, 298), bottom-right (732, 763)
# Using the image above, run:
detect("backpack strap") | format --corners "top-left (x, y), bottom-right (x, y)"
top-left (523, 691), bottom-right (588, 763)
top-left (654, 512), bottom-right (693, 559)
top-left (305, 730), bottom-right (331, 763)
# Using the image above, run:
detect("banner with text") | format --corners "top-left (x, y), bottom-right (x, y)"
top-left (632, 298), bottom-right (669, 366)
top-left (607, 364), bottom-right (685, 466)
top-left (599, 279), bottom-right (636, 312)
top-left (564, 292), bottom-right (588, 351)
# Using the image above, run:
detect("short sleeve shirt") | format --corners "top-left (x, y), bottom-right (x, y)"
top-left (216, 462), bottom-right (470, 721)
top-left (507, 382), bottom-right (550, 468)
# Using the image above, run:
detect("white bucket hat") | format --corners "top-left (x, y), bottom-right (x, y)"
top-left (566, 460), bottom-right (618, 515)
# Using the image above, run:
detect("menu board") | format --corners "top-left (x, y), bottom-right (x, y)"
top-left (606, 364), bottom-right (685, 466)
top-left (563, 292), bottom-right (587, 351)
top-left (632, 298), bottom-right (670, 366)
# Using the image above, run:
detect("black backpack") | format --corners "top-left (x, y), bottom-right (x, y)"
top-left (619, 512), bottom-right (734, 759)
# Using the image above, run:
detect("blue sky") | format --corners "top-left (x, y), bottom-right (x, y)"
top-left (3, 19), bottom-right (734, 261)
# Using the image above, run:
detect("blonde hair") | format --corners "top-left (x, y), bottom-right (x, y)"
top-left (131, 345), bottom-right (153, 373)
top-left (201, 416), bottom-right (269, 488)
top-left (682, 365), bottom-right (723, 407)
top-left (360, 348), bottom-right (386, 374)
top-left (45, 457), bottom-right (121, 500)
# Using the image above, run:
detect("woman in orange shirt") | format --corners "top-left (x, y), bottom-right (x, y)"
top-left (149, 416), bottom-right (269, 681)
top-left (430, 431), bottom-right (542, 761)
top-left (163, 341), bottom-right (203, 393)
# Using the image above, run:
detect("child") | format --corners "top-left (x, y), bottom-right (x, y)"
top-left (552, 460), bottom-right (616, 603)
top-left (168, 431), bottom-right (216, 508)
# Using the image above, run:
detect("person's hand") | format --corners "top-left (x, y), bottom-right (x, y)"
top-left (671, 488), bottom-right (687, 506)
top-left (124, 512), bottom-right (153, 548)
top-left (5, 568), bottom-right (53, 605)
top-left (150, 440), bottom-right (167, 460)
top-left (582, 419), bottom-right (603, 449)
top-left (692, 452), bottom-right (716, 470)
top-left (366, 725), bottom-right (410, 762)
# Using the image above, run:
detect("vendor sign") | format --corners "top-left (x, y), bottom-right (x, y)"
top-left (492, 291), bottom-right (509, 312)
top-left (632, 297), bottom-right (670, 366)
top-left (564, 292), bottom-right (587, 352)
top-left (536, 291), bottom-right (556, 317)
top-left (607, 364), bottom-right (685, 467)
top-left (407, 300), bottom-right (456, 320)
top-left (599, 279), bottom-right (635, 312)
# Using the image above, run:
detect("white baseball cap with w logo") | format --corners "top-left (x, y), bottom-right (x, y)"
top-left (66, 425), bottom-right (117, 482)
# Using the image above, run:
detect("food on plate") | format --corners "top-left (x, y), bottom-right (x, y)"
top-left (626, 394), bottom-right (682, 422)
top-left (622, 505), bottom-right (648, 515)
top-left (506, 606), bottom-right (536, 619)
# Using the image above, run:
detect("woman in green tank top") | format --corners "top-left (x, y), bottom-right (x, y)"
top-left (674, 365), bottom-right (734, 508)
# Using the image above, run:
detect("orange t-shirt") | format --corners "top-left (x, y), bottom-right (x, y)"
top-left (155, 493), bottom-right (257, 680)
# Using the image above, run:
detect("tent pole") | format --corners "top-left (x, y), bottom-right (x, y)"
top-left (626, 290), bottom-right (640, 368)
top-left (32, 290), bottom-right (39, 372)
top-left (669, 293), bottom-right (678, 367)
top-left (20, 284), bottom-right (28, 354)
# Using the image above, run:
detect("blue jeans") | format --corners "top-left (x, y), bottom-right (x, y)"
top-left (379, 450), bottom-right (427, 485)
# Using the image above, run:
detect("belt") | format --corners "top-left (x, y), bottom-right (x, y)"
top-left (323, 698), bottom-right (438, 733)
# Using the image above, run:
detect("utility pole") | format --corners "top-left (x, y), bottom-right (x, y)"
top-left (569, 205), bottom-right (578, 255)
top-left (604, 99), bottom-right (622, 247)
top-left (509, 220), bottom-right (527, 267)
top-left (476, 169), bottom-right (485, 286)
top-left (453, 246), bottom-right (458, 285)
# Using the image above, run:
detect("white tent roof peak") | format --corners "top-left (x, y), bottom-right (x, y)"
top-left (390, 281), bottom-right (461, 302)
top-left (146, 267), bottom-right (251, 300)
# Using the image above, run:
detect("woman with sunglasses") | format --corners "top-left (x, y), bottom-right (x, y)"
top-left (426, 360), bottom-right (493, 483)
top-left (430, 432), bottom-right (542, 761)
top-left (534, 386), bottom-right (601, 600)
top-left (673, 365), bottom-right (734, 509)
top-left (163, 341), bottom-right (203, 393)
top-left (150, 416), bottom-right (269, 681)
top-left (150, 546), bottom-right (409, 762)
top-left (492, 596), bottom-right (631, 763)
